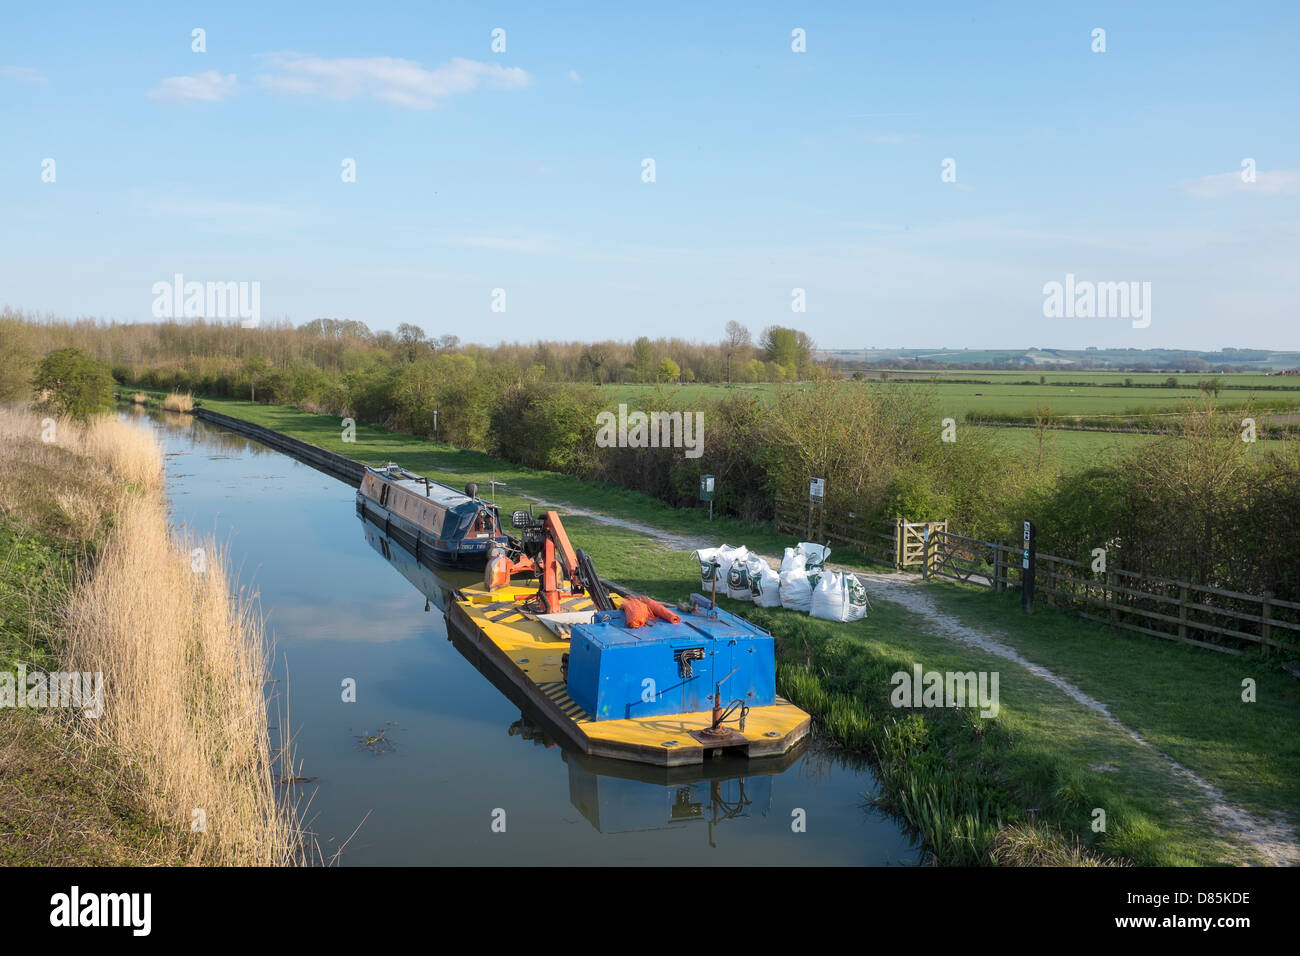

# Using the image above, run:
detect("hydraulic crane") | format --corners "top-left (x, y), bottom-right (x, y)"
top-left (487, 507), bottom-right (613, 614)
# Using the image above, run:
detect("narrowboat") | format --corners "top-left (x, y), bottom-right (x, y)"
top-left (355, 463), bottom-right (511, 570)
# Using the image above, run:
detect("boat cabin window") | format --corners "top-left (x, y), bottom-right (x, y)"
top-left (379, 482), bottom-right (389, 507)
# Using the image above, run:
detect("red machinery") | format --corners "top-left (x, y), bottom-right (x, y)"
top-left (489, 508), bottom-right (613, 614)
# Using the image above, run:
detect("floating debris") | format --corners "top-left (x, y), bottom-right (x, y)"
top-left (355, 722), bottom-right (399, 755)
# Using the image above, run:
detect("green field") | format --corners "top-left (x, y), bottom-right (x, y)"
top-left (886, 370), bottom-right (1298, 387)
top-left (603, 378), bottom-right (1300, 430)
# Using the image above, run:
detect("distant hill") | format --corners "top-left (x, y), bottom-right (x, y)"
top-left (816, 347), bottom-right (1300, 372)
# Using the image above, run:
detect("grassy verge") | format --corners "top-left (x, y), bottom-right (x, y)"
top-left (190, 396), bottom-right (1295, 865)
top-left (0, 406), bottom-right (301, 865)
top-left (917, 582), bottom-right (1300, 823)
top-left (0, 412), bottom-right (192, 864)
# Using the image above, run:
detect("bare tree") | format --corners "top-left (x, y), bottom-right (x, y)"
top-left (396, 323), bottom-right (426, 362)
top-left (582, 345), bottom-right (611, 384)
top-left (723, 321), bottom-right (751, 384)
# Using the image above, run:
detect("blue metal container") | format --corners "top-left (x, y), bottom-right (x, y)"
top-left (567, 598), bottom-right (777, 721)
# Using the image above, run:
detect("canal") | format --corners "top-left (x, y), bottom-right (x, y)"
top-left (142, 408), bottom-right (919, 865)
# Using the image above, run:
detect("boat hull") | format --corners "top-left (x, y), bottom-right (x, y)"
top-left (356, 495), bottom-right (494, 570)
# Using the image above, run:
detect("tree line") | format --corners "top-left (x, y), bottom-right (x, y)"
top-left (6, 312), bottom-right (1297, 611)
top-left (0, 310), bottom-right (817, 400)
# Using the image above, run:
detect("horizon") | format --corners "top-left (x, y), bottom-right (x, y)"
top-left (5, 310), bottom-right (1297, 359)
top-left (3, 2), bottom-right (1298, 350)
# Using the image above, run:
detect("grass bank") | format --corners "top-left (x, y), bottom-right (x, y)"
top-left (192, 396), bottom-right (1298, 866)
top-left (0, 406), bottom-right (302, 865)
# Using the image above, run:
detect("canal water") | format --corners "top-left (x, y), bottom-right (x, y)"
top-left (142, 409), bottom-right (919, 865)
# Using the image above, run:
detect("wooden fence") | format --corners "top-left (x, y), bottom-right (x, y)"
top-left (771, 496), bottom-right (1296, 655)
top-left (923, 529), bottom-right (1300, 656)
top-left (772, 496), bottom-right (896, 564)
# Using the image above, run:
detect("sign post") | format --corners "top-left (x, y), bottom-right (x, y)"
top-left (808, 477), bottom-right (825, 540)
top-left (699, 474), bottom-right (715, 521)
top-left (1021, 520), bottom-right (1037, 614)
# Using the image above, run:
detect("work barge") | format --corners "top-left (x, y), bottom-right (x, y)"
top-left (443, 507), bottom-right (810, 767)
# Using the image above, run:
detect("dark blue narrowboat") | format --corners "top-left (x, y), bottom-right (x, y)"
top-left (356, 463), bottom-right (511, 569)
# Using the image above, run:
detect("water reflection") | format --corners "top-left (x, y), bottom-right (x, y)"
top-left (359, 515), bottom-right (478, 612)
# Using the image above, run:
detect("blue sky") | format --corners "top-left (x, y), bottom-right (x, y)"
top-left (2, 1), bottom-right (1297, 349)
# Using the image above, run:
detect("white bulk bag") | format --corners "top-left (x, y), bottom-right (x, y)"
top-left (695, 544), bottom-right (741, 593)
top-left (779, 547), bottom-right (800, 573)
top-left (779, 552), bottom-right (814, 612)
top-left (798, 542), bottom-right (832, 573)
top-left (811, 571), bottom-right (870, 623)
top-left (749, 556), bottom-right (783, 607)
top-left (843, 572), bottom-right (870, 621)
top-left (726, 546), bottom-right (755, 601)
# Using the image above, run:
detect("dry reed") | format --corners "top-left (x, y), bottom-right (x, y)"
top-left (62, 495), bottom-right (301, 864)
top-left (0, 404), bottom-right (302, 864)
top-left (161, 392), bottom-right (194, 413)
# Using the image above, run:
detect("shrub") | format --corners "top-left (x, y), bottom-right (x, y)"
top-left (31, 348), bottom-right (116, 422)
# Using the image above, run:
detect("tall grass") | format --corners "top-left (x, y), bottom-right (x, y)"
top-left (0, 404), bottom-right (302, 865)
top-left (62, 493), bottom-right (301, 865)
top-left (162, 391), bottom-right (194, 413)
top-left (0, 406), bottom-right (163, 492)
top-left (76, 416), bottom-right (165, 491)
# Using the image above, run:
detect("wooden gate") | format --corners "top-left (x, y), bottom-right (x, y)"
top-left (895, 520), bottom-right (947, 569)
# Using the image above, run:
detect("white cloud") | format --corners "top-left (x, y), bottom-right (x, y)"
top-left (568, 70), bottom-right (582, 84)
top-left (143, 196), bottom-right (319, 234)
top-left (445, 236), bottom-right (554, 254)
top-left (148, 71), bottom-right (239, 103)
top-left (256, 54), bottom-right (531, 109)
top-left (1178, 168), bottom-right (1300, 198)
top-left (2, 65), bottom-right (48, 85)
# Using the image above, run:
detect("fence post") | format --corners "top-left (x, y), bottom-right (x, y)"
top-left (1177, 584), bottom-right (1188, 642)
top-left (895, 519), bottom-right (902, 568)
top-left (1107, 570), bottom-right (1118, 625)
top-left (993, 544), bottom-right (1003, 592)
top-left (1262, 591), bottom-right (1273, 655)
top-left (922, 526), bottom-right (931, 581)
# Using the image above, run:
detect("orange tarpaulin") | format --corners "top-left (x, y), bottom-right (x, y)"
top-left (645, 598), bottom-right (681, 624)
top-left (621, 596), bottom-right (650, 628)
top-left (618, 595), bottom-right (679, 628)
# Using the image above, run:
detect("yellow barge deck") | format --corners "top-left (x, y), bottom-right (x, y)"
top-left (445, 584), bottom-right (811, 767)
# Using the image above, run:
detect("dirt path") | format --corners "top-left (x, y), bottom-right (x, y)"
top-left (514, 492), bottom-right (713, 553)
top-left (524, 490), bottom-right (1299, 866)
top-left (857, 572), bottom-right (1300, 867)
